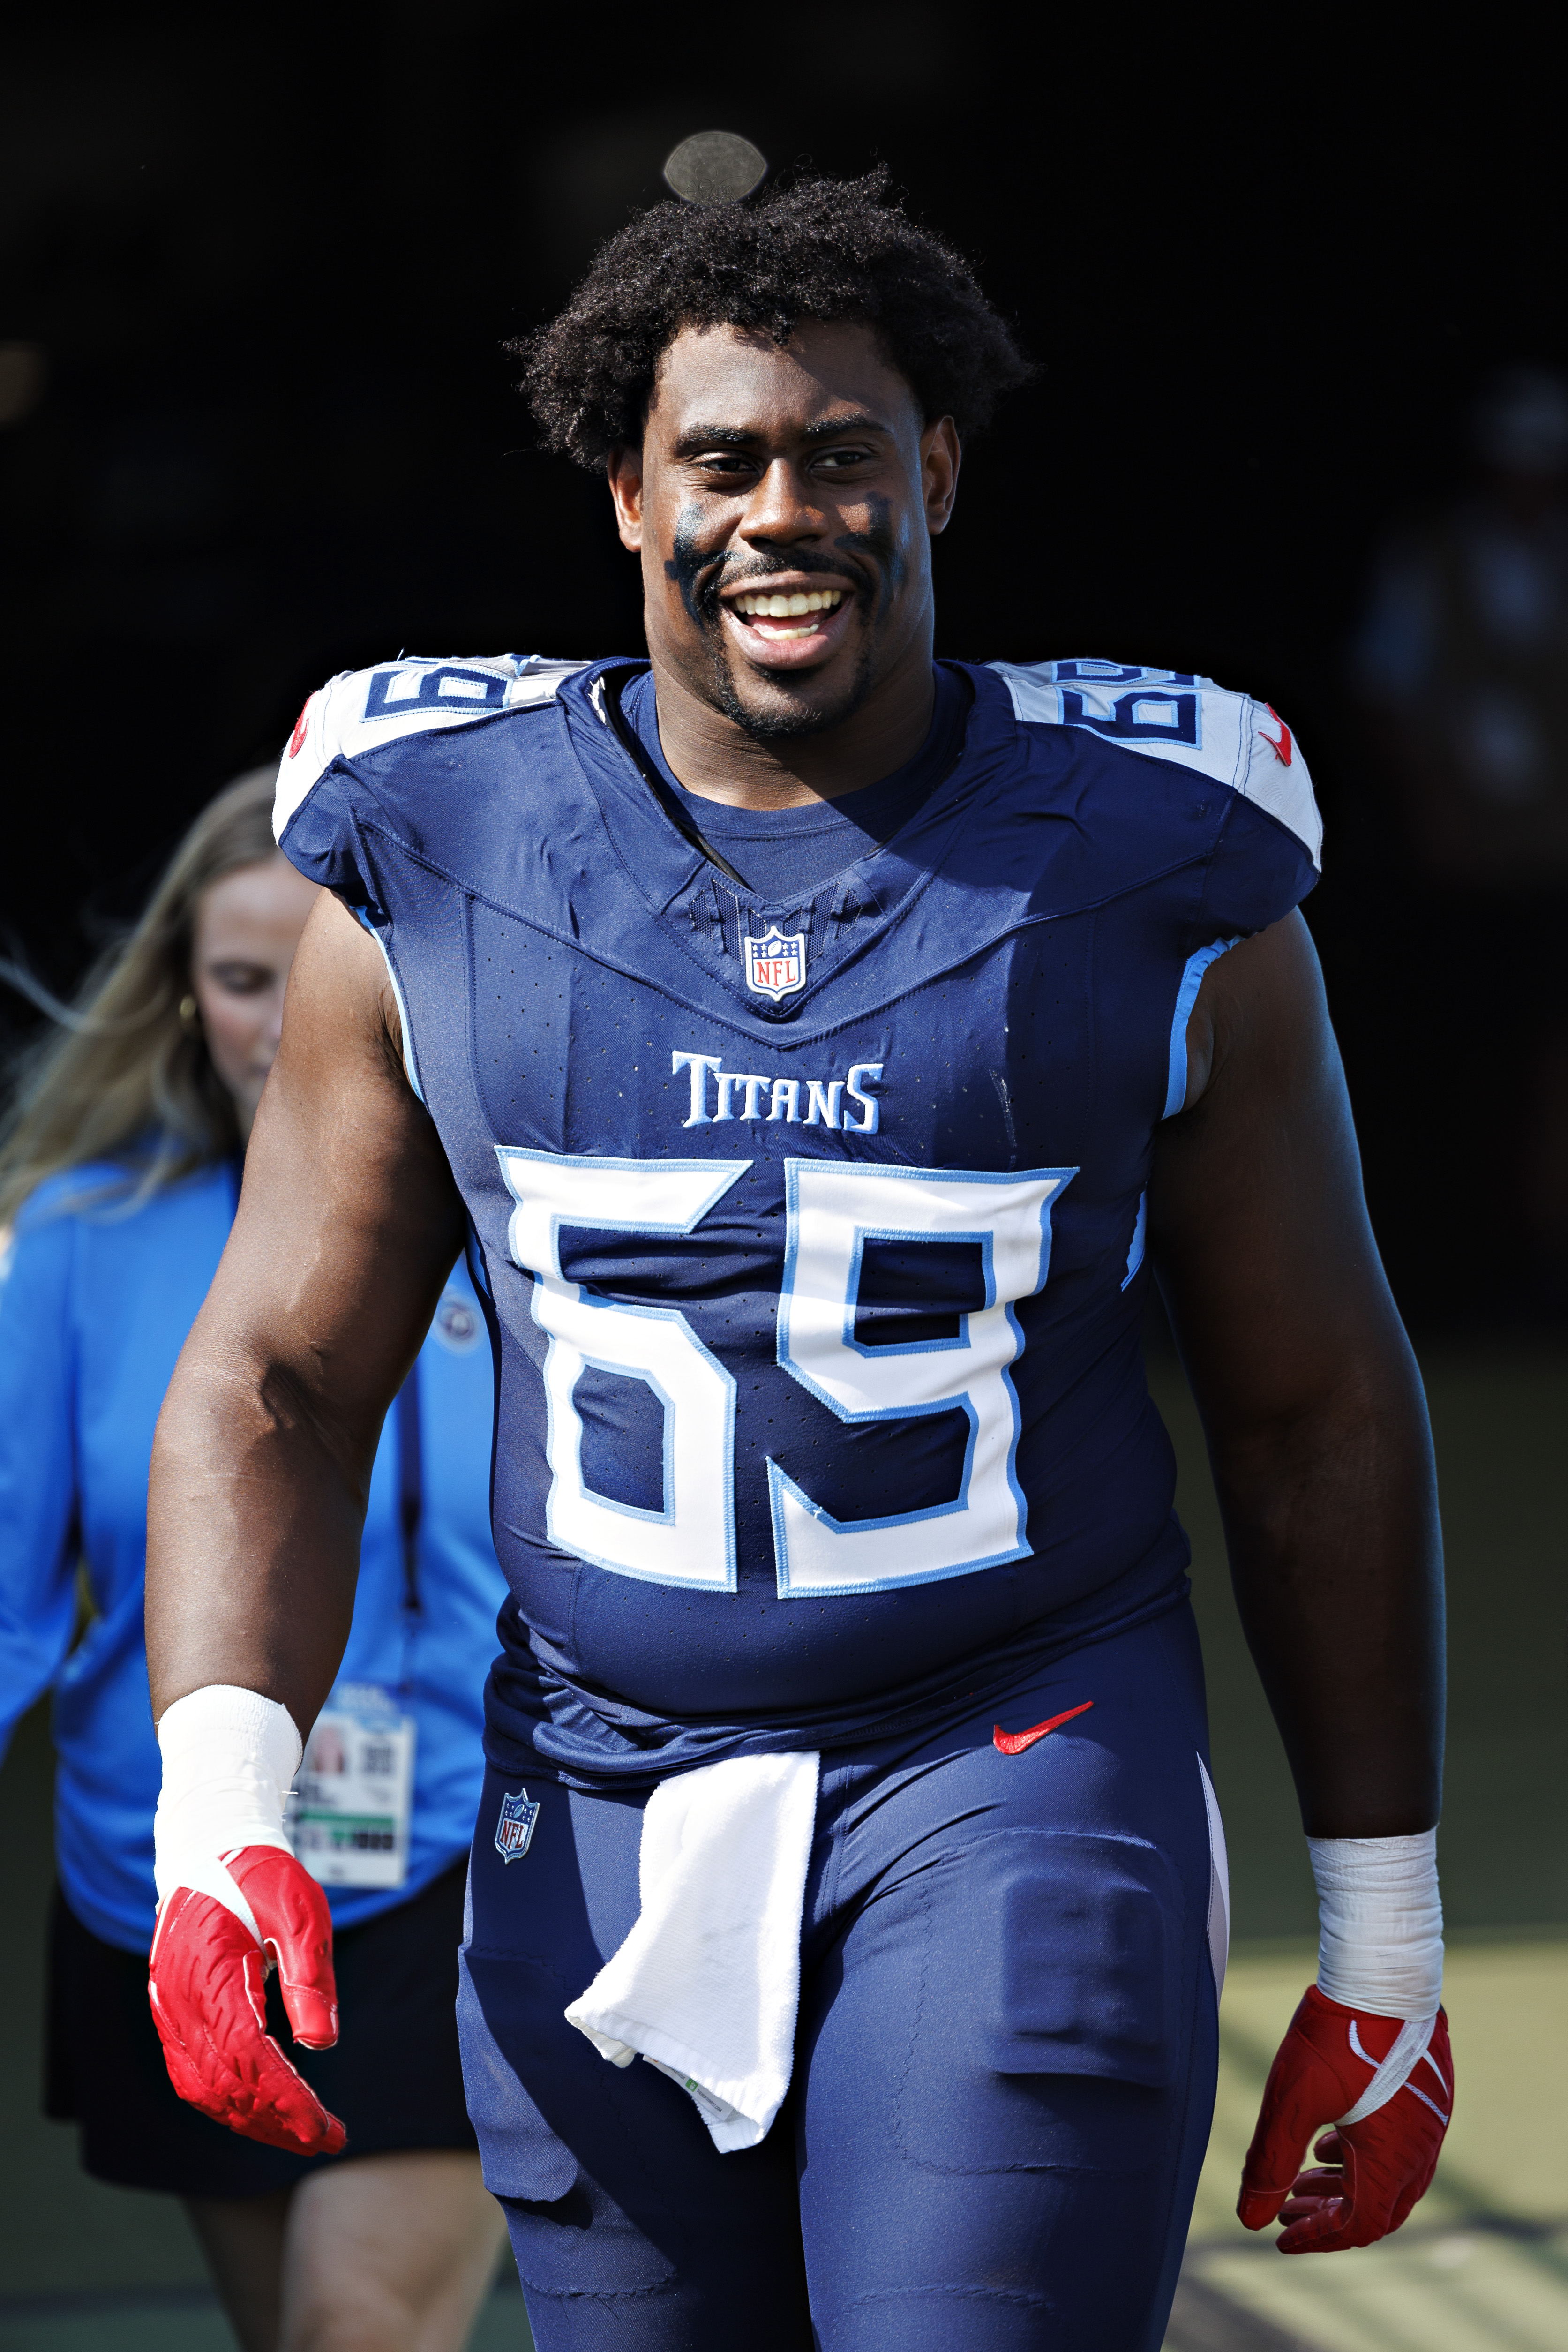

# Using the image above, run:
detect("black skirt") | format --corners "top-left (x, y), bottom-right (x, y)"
top-left (45, 1859), bottom-right (477, 2198)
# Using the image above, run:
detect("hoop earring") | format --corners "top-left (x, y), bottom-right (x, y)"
top-left (178, 994), bottom-right (202, 1037)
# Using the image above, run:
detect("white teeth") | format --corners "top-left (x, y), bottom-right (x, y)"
top-left (733, 588), bottom-right (843, 618)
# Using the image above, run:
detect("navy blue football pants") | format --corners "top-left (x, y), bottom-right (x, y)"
top-left (458, 1605), bottom-right (1223, 2352)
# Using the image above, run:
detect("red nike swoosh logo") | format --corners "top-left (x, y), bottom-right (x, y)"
top-left (993, 1700), bottom-right (1095, 1755)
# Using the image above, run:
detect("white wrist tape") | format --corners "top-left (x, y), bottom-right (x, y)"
top-left (153, 1685), bottom-right (300, 1940)
top-left (1309, 1829), bottom-right (1443, 2020)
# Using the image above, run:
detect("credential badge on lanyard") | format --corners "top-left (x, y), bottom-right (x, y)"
top-left (287, 1683), bottom-right (417, 1890)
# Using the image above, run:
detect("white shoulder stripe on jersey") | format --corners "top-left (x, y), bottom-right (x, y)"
top-left (273, 653), bottom-right (590, 842)
top-left (987, 658), bottom-right (1323, 871)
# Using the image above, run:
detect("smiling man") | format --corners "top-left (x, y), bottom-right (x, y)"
top-left (144, 174), bottom-right (1451, 2352)
top-left (607, 318), bottom-right (958, 781)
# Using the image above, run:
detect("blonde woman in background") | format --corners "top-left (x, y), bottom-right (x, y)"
top-left (0, 771), bottom-right (510, 2352)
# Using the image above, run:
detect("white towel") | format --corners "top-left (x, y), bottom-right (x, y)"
top-left (565, 1751), bottom-right (820, 2151)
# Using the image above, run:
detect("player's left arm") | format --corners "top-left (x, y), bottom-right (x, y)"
top-left (1151, 909), bottom-right (1441, 1837)
top-left (1149, 908), bottom-right (1450, 2253)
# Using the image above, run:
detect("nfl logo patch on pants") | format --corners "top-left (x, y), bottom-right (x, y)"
top-left (495, 1788), bottom-right (540, 1862)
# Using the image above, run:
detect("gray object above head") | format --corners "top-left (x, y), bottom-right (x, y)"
top-left (663, 132), bottom-right (767, 206)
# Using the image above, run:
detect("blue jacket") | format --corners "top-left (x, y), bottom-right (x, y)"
top-left (0, 1157), bottom-right (505, 1951)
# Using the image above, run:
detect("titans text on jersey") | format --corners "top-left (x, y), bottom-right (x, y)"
top-left (277, 653), bottom-right (1321, 1786)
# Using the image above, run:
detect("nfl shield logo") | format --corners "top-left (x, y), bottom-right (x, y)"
top-left (495, 1788), bottom-right (540, 1863)
top-left (743, 927), bottom-right (806, 1003)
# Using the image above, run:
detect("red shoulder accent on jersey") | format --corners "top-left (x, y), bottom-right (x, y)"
top-left (1260, 705), bottom-right (1293, 766)
top-left (288, 698), bottom-right (312, 759)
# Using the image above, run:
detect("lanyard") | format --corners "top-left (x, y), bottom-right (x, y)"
top-left (394, 1364), bottom-right (423, 1618)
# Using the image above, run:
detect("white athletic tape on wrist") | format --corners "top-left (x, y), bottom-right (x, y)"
top-left (1308, 1828), bottom-right (1443, 2020)
top-left (153, 1685), bottom-right (301, 1941)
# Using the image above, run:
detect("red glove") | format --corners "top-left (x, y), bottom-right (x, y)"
top-left (148, 1844), bottom-right (347, 2157)
top-left (1239, 1984), bottom-right (1452, 2252)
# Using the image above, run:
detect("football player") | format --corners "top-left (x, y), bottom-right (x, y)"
top-left (144, 171), bottom-right (1449, 2352)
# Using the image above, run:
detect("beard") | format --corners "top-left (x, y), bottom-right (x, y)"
top-left (699, 608), bottom-right (878, 743)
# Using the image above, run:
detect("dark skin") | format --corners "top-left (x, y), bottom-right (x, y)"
top-left (1154, 918), bottom-right (1442, 1834)
top-left (606, 322), bottom-right (960, 807)
top-left (147, 322), bottom-right (1442, 1846)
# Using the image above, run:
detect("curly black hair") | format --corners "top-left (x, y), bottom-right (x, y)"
top-left (517, 168), bottom-right (1034, 469)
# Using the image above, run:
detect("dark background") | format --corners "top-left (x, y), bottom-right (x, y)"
top-left (2, 6), bottom-right (1564, 1325)
top-left (2, 22), bottom-right (1565, 2336)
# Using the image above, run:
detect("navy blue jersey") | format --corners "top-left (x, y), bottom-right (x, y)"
top-left (276, 654), bottom-right (1320, 1785)
top-left (622, 661), bottom-right (973, 902)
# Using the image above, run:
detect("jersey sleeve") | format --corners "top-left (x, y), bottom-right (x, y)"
top-left (0, 1193), bottom-right (83, 1763)
top-left (1194, 705), bottom-right (1321, 940)
top-left (273, 651), bottom-right (590, 884)
top-left (988, 657), bottom-right (1323, 928)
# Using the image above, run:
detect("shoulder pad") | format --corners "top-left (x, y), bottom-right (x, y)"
top-left (274, 653), bottom-right (588, 841)
top-left (988, 657), bottom-right (1321, 871)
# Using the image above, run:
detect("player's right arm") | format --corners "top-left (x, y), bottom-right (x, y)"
top-left (143, 890), bottom-right (465, 2152)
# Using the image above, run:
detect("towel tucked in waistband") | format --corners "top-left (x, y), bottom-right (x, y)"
top-left (565, 1750), bottom-right (820, 2151)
